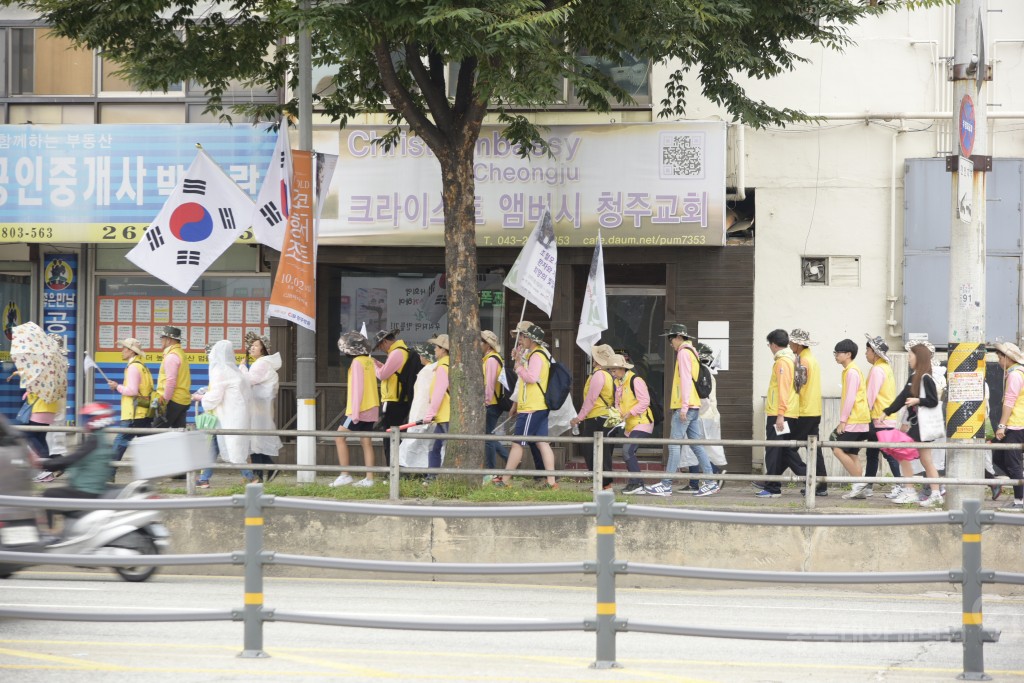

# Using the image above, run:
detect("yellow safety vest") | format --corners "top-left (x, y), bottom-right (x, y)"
top-left (797, 348), bottom-right (822, 417)
top-left (429, 356), bottom-right (451, 423)
top-left (766, 354), bottom-right (799, 418)
top-left (156, 344), bottom-right (191, 406)
top-left (584, 369), bottom-right (615, 419)
top-left (121, 357), bottom-right (154, 421)
top-left (869, 360), bottom-right (897, 421)
top-left (483, 351), bottom-right (504, 406)
top-left (517, 347), bottom-right (550, 413)
top-left (619, 370), bottom-right (653, 433)
top-left (379, 340), bottom-right (410, 403)
top-left (841, 364), bottom-right (871, 425)
top-left (669, 344), bottom-right (700, 410)
top-left (346, 355), bottom-right (380, 416)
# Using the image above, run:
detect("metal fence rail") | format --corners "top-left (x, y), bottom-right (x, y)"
top-left (0, 487), bottom-right (1020, 678)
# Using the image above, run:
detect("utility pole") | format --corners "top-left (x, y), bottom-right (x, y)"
top-left (945, 0), bottom-right (989, 511)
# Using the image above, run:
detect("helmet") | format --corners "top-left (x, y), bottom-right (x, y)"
top-left (79, 402), bottom-right (116, 431)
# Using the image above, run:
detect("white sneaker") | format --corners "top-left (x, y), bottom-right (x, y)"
top-left (353, 478), bottom-right (375, 487)
top-left (885, 485), bottom-right (904, 499)
top-left (892, 489), bottom-right (919, 504)
top-left (920, 490), bottom-right (944, 508)
top-left (843, 483), bottom-right (872, 500)
top-left (329, 473), bottom-right (354, 488)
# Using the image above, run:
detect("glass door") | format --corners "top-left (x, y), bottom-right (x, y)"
top-left (603, 286), bottom-right (666, 402)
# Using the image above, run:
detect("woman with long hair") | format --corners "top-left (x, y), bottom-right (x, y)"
top-left (241, 334), bottom-right (282, 483)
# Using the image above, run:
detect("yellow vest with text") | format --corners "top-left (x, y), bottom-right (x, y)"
top-left (1006, 365), bottom-right (1024, 428)
top-left (28, 394), bottom-right (59, 414)
top-left (619, 370), bottom-right (653, 433)
top-left (379, 340), bottom-right (410, 403)
top-left (429, 356), bottom-right (451, 423)
top-left (517, 347), bottom-right (550, 413)
top-left (121, 357), bottom-right (154, 421)
top-left (584, 369), bottom-right (615, 419)
top-left (346, 355), bottom-right (380, 415)
top-left (869, 360), bottom-right (897, 421)
top-left (841, 364), bottom-right (871, 425)
top-left (797, 348), bottom-right (822, 417)
top-left (483, 351), bottom-right (503, 406)
top-left (157, 345), bottom-right (191, 406)
top-left (669, 345), bottom-right (700, 410)
top-left (766, 355), bottom-right (799, 418)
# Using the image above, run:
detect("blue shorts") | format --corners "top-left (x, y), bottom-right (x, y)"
top-left (513, 410), bottom-right (549, 445)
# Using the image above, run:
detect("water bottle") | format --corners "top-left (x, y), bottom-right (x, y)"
top-left (571, 423), bottom-right (580, 436)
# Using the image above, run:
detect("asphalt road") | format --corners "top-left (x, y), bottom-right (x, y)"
top-left (1, 571), bottom-right (1022, 682)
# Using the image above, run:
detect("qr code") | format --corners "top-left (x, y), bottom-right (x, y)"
top-left (659, 132), bottom-right (705, 179)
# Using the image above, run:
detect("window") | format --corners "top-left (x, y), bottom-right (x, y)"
top-left (570, 51), bottom-right (651, 107)
top-left (10, 28), bottom-right (92, 96)
top-left (100, 57), bottom-right (183, 94)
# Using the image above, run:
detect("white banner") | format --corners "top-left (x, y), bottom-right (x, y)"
top-left (504, 209), bottom-right (557, 316)
top-left (576, 233), bottom-right (607, 355)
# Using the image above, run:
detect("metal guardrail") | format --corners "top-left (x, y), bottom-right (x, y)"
top-left (0, 488), bottom-right (1022, 677)
top-left (15, 424), bottom-right (1024, 508)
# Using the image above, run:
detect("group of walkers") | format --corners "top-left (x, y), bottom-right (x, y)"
top-left (330, 321), bottom-right (728, 493)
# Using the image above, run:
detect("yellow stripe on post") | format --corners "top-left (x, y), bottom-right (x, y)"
top-left (245, 517), bottom-right (264, 526)
top-left (962, 533), bottom-right (982, 543)
top-left (963, 612), bottom-right (983, 625)
top-left (303, 399), bottom-right (316, 406)
top-left (244, 593), bottom-right (264, 605)
top-left (596, 603), bottom-right (616, 615)
top-left (596, 525), bottom-right (616, 534)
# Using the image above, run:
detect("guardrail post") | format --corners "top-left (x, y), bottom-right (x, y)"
top-left (805, 434), bottom-right (819, 510)
top-left (240, 482), bottom-right (269, 658)
top-left (592, 490), bottom-right (620, 669)
top-left (959, 499), bottom-right (988, 680)
top-left (389, 429), bottom-right (401, 501)
top-left (592, 431), bottom-right (604, 497)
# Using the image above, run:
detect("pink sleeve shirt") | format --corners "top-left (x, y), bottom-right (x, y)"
top-left (117, 363), bottom-right (141, 397)
top-left (576, 370), bottom-right (608, 421)
top-left (375, 347), bottom-right (405, 381)
top-left (517, 351), bottom-right (545, 385)
top-left (161, 352), bottom-right (181, 401)
top-left (615, 380), bottom-right (654, 434)
top-left (677, 345), bottom-right (696, 413)
top-left (484, 356), bottom-right (501, 404)
top-left (1004, 369), bottom-right (1024, 413)
top-left (423, 364), bottom-right (449, 422)
top-left (840, 368), bottom-right (869, 432)
top-left (348, 360), bottom-right (380, 423)
top-left (866, 365), bottom-right (895, 428)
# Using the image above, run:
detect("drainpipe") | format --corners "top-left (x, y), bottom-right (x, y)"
top-left (887, 126), bottom-right (902, 338)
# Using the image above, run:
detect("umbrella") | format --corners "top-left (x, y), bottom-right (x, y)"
top-left (10, 322), bottom-right (67, 404)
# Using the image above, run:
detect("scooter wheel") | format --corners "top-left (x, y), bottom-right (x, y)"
top-left (107, 531), bottom-right (159, 582)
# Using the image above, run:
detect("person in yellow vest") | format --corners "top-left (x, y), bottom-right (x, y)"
top-left (106, 337), bottom-right (154, 464)
top-left (757, 329), bottom-right (803, 498)
top-left (480, 330), bottom-right (509, 476)
top-left (155, 326), bottom-right (191, 428)
top-left (609, 353), bottom-right (653, 495)
top-left (991, 341), bottom-right (1024, 511)
top-left (788, 328), bottom-right (826, 496)
top-left (373, 328), bottom-right (418, 467)
top-left (423, 334), bottom-right (451, 479)
top-left (570, 344), bottom-right (619, 491)
top-left (331, 331), bottom-right (380, 488)
top-left (846, 334), bottom-right (902, 499)
top-left (828, 338), bottom-right (873, 482)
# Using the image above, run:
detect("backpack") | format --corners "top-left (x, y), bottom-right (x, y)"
top-left (687, 348), bottom-right (713, 399)
top-left (395, 347), bottom-right (423, 404)
top-left (793, 357), bottom-right (808, 394)
top-left (539, 350), bottom-right (572, 410)
top-left (494, 356), bottom-right (516, 414)
top-left (629, 374), bottom-right (664, 428)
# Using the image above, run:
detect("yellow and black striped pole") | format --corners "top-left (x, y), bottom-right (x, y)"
top-left (945, 342), bottom-right (987, 510)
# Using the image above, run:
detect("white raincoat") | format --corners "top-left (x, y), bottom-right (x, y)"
top-left (241, 352), bottom-right (282, 457)
top-left (201, 340), bottom-right (251, 464)
top-left (399, 361), bottom-right (437, 468)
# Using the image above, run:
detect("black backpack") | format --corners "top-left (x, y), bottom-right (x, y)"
top-left (395, 347), bottom-right (423, 404)
top-left (494, 355), bottom-right (516, 414)
top-left (629, 374), bottom-right (664, 428)
top-left (688, 348), bottom-right (713, 399)
top-left (539, 350), bottom-right (572, 410)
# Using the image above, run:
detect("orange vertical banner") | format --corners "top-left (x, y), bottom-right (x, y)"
top-left (267, 150), bottom-right (316, 331)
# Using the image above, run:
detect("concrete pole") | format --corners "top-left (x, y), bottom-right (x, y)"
top-left (946, 0), bottom-right (988, 511)
top-left (295, 1), bottom-right (317, 483)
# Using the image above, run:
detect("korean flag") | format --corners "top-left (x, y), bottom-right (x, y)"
top-left (127, 148), bottom-right (255, 293)
top-left (251, 123), bottom-right (292, 252)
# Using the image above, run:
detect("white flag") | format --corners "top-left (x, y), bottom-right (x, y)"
top-left (359, 322), bottom-right (368, 339)
top-left (82, 352), bottom-right (110, 382)
top-left (503, 208), bottom-right (558, 316)
top-left (127, 149), bottom-right (255, 293)
top-left (576, 232), bottom-right (608, 355)
top-left (252, 124), bottom-right (292, 251)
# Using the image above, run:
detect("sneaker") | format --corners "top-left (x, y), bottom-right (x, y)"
top-left (694, 481), bottom-right (720, 497)
top-left (716, 469), bottom-right (727, 490)
top-left (645, 482), bottom-right (672, 497)
top-left (329, 473), bottom-right (354, 488)
top-left (998, 500), bottom-right (1024, 512)
top-left (885, 485), bottom-right (904, 499)
top-left (353, 478), bottom-right (375, 487)
top-left (800, 487), bottom-right (828, 497)
top-left (920, 491), bottom-right (944, 508)
top-left (36, 472), bottom-right (56, 483)
top-left (197, 480), bottom-right (210, 489)
top-left (892, 489), bottom-right (919, 504)
top-left (990, 484), bottom-right (1003, 501)
top-left (622, 483), bottom-right (646, 495)
top-left (755, 489), bottom-right (781, 498)
top-left (843, 483), bottom-right (873, 500)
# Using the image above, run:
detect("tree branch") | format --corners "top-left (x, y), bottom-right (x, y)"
top-left (452, 55), bottom-right (478, 123)
top-left (404, 40), bottom-right (454, 134)
top-left (372, 40), bottom-right (445, 151)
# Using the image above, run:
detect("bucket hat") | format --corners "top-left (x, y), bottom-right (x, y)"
top-left (994, 341), bottom-right (1024, 365)
top-left (159, 325), bottom-right (182, 342)
top-left (864, 333), bottom-right (890, 363)
top-left (118, 337), bottom-right (145, 357)
top-left (373, 328), bottom-right (400, 349)
top-left (428, 334), bottom-right (451, 351)
top-left (659, 323), bottom-right (692, 339)
top-left (905, 340), bottom-right (936, 355)
top-left (605, 353), bottom-right (633, 370)
top-left (591, 344), bottom-right (617, 368)
top-left (480, 330), bottom-right (501, 353)
top-left (244, 330), bottom-right (271, 353)
top-left (412, 343), bottom-right (436, 362)
top-left (337, 331), bottom-right (371, 356)
top-left (695, 342), bottom-right (715, 367)
top-left (789, 328), bottom-right (818, 347)
top-left (512, 321), bottom-right (546, 345)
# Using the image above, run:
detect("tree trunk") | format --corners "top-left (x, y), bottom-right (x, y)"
top-left (438, 141), bottom-right (486, 472)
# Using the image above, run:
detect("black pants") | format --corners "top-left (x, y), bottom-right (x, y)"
top-left (25, 421), bottom-right (50, 459)
top-left (164, 401), bottom-right (189, 429)
top-left (380, 401), bottom-right (411, 467)
top-left (791, 416), bottom-right (826, 490)
top-left (579, 416), bottom-right (615, 489)
top-left (764, 416), bottom-right (805, 494)
top-left (250, 453), bottom-right (275, 480)
top-left (993, 428), bottom-right (1024, 501)
top-left (865, 423), bottom-right (901, 480)
top-left (42, 487), bottom-right (100, 530)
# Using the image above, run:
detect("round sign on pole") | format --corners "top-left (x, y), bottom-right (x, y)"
top-left (960, 95), bottom-right (976, 157)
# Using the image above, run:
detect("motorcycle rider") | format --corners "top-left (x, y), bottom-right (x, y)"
top-left (31, 403), bottom-right (117, 533)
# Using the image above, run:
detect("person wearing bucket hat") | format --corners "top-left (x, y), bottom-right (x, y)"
top-left (155, 325), bottom-right (192, 429)
top-left (849, 334), bottom-right (902, 500)
top-left (479, 330), bottom-right (510, 476)
top-left (107, 337), bottom-right (155, 463)
top-left (787, 328), bottom-right (827, 497)
top-left (648, 323), bottom-right (713, 497)
top-left (990, 342), bottom-right (1024, 510)
top-left (607, 353), bottom-right (654, 494)
top-left (422, 335), bottom-right (452, 477)
top-left (331, 332), bottom-right (380, 488)
top-left (497, 321), bottom-right (558, 488)
top-left (372, 328), bottom-right (421, 467)
top-left (241, 333), bottom-right (283, 483)
top-left (571, 344), bottom-right (619, 491)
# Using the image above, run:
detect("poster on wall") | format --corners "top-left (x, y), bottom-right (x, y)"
top-left (43, 254), bottom-right (78, 418)
top-left (0, 273), bottom-right (31, 419)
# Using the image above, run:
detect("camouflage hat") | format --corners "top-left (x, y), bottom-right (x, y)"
top-left (512, 320), bottom-right (546, 345)
top-left (659, 323), bottom-right (692, 339)
top-left (337, 331), bottom-right (371, 356)
top-left (695, 342), bottom-right (715, 366)
top-left (789, 329), bottom-right (818, 347)
top-left (905, 340), bottom-right (936, 355)
top-left (159, 325), bottom-right (183, 341)
top-left (245, 330), bottom-right (271, 353)
top-left (864, 333), bottom-right (890, 363)
top-left (412, 343), bottom-right (436, 362)
top-left (373, 328), bottom-right (401, 349)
